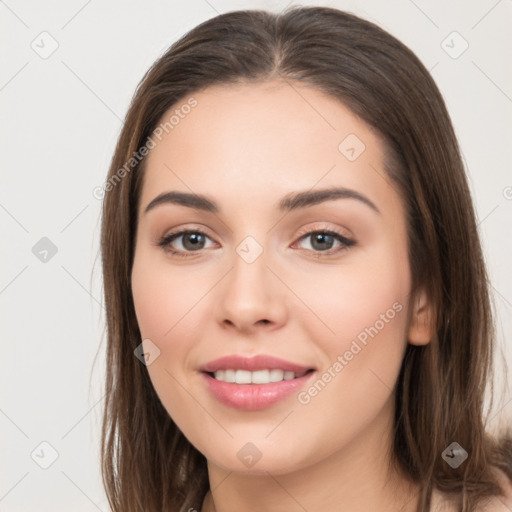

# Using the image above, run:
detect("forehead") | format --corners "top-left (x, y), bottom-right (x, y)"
top-left (139, 80), bottom-right (398, 214)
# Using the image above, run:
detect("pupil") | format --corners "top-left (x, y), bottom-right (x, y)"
top-left (312, 233), bottom-right (333, 251)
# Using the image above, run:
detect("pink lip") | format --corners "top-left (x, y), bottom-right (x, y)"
top-left (199, 354), bottom-right (314, 373)
top-left (200, 371), bottom-right (316, 410)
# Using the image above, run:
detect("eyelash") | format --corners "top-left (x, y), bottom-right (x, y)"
top-left (156, 226), bottom-right (356, 258)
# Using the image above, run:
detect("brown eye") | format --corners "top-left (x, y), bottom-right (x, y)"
top-left (295, 230), bottom-right (355, 254)
top-left (157, 229), bottom-right (215, 256)
top-left (178, 232), bottom-right (207, 251)
top-left (308, 232), bottom-right (336, 251)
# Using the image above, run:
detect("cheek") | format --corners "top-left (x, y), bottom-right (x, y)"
top-left (290, 241), bottom-right (411, 410)
top-left (130, 247), bottom-right (224, 400)
top-left (131, 249), bottom-right (210, 430)
top-left (294, 244), bottom-right (410, 348)
top-left (285, 259), bottom-right (410, 462)
top-left (131, 247), bottom-right (213, 341)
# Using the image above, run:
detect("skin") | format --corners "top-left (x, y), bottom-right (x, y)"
top-left (131, 80), bottom-right (435, 512)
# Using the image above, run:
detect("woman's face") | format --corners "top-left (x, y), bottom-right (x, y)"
top-left (131, 80), bottom-right (424, 475)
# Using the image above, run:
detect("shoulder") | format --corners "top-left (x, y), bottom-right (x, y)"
top-left (477, 468), bottom-right (512, 511)
top-left (431, 469), bottom-right (512, 512)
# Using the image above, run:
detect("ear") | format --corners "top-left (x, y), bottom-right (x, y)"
top-left (408, 288), bottom-right (435, 346)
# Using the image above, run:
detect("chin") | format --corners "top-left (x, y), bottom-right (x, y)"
top-left (202, 443), bottom-right (313, 477)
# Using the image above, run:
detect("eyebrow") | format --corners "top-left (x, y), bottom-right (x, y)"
top-left (143, 187), bottom-right (380, 215)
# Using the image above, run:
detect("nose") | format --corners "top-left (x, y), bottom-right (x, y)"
top-left (215, 247), bottom-right (288, 334)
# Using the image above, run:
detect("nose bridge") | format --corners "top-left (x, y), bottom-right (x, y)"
top-left (227, 236), bottom-right (272, 305)
top-left (215, 234), bottom-right (287, 330)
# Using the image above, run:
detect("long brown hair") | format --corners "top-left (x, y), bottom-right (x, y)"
top-left (99, 6), bottom-right (512, 511)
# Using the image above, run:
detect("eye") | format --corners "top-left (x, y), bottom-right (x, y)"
top-left (156, 226), bottom-right (355, 258)
top-left (293, 228), bottom-right (355, 255)
top-left (157, 229), bottom-right (216, 256)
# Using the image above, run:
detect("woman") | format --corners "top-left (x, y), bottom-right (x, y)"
top-left (99, 6), bottom-right (512, 511)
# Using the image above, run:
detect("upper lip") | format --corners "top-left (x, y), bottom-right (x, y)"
top-left (199, 354), bottom-right (315, 373)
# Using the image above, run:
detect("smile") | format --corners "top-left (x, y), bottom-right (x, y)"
top-left (200, 370), bottom-right (316, 410)
top-left (211, 368), bottom-right (311, 384)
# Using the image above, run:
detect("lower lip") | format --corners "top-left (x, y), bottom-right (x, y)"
top-left (200, 371), bottom-right (315, 410)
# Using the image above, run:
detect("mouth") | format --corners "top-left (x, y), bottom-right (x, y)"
top-left (204, 368), bottom-right (315, 384)
top-left (200, 368), bottom-right (317, 410)
top-left (198, 354), bottom-right (317, 410)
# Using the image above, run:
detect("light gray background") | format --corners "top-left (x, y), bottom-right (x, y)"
top-left (1, 1), bottom-right (511, 510)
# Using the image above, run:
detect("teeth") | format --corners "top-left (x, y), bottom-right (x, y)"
top-left (212, 369), bottom-right (307, 384)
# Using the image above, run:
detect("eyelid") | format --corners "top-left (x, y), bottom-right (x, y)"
top-left (160, 225), bottom-right (213, 241)
top-left (293, 223), bottom-right (354, 243)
